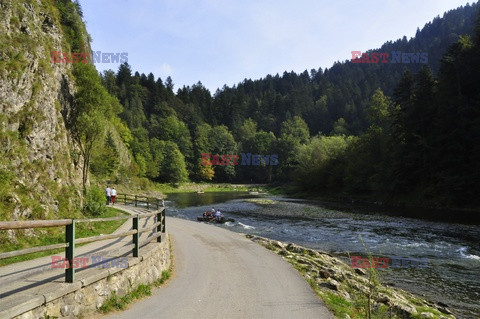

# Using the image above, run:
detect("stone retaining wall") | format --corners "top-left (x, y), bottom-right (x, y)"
top-left (12, 235), bottom-right (170, 319)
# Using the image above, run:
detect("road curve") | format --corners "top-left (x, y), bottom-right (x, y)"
top-left (106, 217), bottom-right (334, 319)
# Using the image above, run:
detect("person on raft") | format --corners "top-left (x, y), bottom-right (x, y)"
top-left (215, 209), bottom-right (223, 221)
top-left (203, 208), bottom-right (215, 218)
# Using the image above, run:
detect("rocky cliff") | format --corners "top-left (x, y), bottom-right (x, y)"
top-left (0, 0), bottom-right (86, 222)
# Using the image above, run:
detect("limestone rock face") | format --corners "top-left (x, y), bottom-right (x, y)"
top-left (0, 1), bottom-right (83, 221)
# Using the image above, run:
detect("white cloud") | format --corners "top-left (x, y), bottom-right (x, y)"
top-left (160, 63), bottom-right (174, 77)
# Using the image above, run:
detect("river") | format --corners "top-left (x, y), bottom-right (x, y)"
top-left (165, 192), bottom-right (480, 318)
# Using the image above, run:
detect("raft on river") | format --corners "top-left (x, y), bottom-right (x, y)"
top-left (197, 215), bottom-right (235, 223)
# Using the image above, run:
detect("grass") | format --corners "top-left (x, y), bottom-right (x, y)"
top-left (244, 198), bottom-right (277, 205)
top-left (0, 207), bottom-right (128, 267)
top-left (411, 306), bottom-right (445, 318)
top-left (152, 182), bottom-right (263, 194)
top-left (99, 284), bottom-right (152, 313)
top-left (75, 207), bottom-right (128, 238)
top-left (153, 268), bottom-right (172, 286)
top-left (318, 290), bottom-right (354, 317)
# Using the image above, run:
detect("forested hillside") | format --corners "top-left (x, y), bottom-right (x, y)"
top-left (98, 3), bottom-right (480, 208)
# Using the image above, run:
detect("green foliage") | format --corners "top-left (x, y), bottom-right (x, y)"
top-left (153, 140), bottom-right (189, 183)
top-left (150, 115), bottom-right (193, 173)
top-left (208, 125), bottom-right (238, 181)
top-left (280, 116), bottom-right (310, 144)
top-left (82, 186), bottom-right (107, 216)
top-left (90, 132), bottom-right (120, 178)
top-left (0, 2), bottom-right (35, 79)
top-left (343, 89), bottom-right (394, 193)
top-left (99, 282), bottom-right (157, 313)
top-left (0, 169), bottom-right (15, 219)
top-left (111, 117), bottom-right (133, 147)
top-left (367, 89), bottom-right (392, 127)
top-left (235, 118), bottom-right (258, 144)
top-left (134, 153), bottom-right (147, 178)
top-left (318, 291), bottom-right (353, 318)
top-left (71, 62), bottom-right (120, 190)
top-left (295, 135), bottom-right (353, 191)
top-left (154, 270), bottom-right (172, 286)
top-left (54, 0), bottom-right (87, 52)
top-left (148, 139), bottom-right (189, 183)
top-left (332, 118), bottom-right (349, 136)
top-left (192, 123), bottom-right (214, 181)
top-left (238, 130), bottom-right (277, 182)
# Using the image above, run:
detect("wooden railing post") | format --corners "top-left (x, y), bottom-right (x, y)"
top-left (156, 210), bottom-right (162, 243)
top-left (134, 195), bottom-right (137, 207)
top-left (161, 206), bottom-right (166, 233)
top-left (146, 197), bottom-right (149, 210)
top-left (65, 220), bottom-right (75, 283)
top-left (132, 215), bottom-right (139, 257)
top-left (156, 199), bottom-right (159, 210)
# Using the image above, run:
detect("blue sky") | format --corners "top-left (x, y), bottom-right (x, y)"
top-left (79, 0), bottom-right (473, 92)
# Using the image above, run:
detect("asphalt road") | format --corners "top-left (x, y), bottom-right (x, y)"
top-left (105, 217), bottom-right (334, 319)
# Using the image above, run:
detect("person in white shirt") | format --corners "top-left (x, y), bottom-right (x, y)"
top-left (215, 209), bottom-right (222, 221)
top-left (111, 187), bottom-right (117, 205)
top-left (105, 186), bottom-right (112, 205)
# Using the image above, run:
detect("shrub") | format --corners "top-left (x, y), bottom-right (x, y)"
top-left (82, 186), bottom-right (106, 216)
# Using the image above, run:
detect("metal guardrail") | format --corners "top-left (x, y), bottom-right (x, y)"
top-left (0, 195), bottom-right (166, 283)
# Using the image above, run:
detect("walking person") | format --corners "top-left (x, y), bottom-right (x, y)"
top-left (105, 185), bottom-right (112, 205)
top-left (111, 187), bottom-right (117, 205)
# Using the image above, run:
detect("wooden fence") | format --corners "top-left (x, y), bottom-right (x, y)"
top-left (0, 195), bottom-right (165, 283)
top-left (117, 193), bottom-right (164, 210)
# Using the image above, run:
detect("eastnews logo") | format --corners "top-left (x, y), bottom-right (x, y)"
top-left (51, 255), bottom-right (128, 269)
top-left (201, 153), bottom-right (279, 166)
top-left (351, 51), bottom-right (428, 64)
top-left (50, 51), bottom-right (128, 64)
top-left (350, 255), bottom-right (428, 269)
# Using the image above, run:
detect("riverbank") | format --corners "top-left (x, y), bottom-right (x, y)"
top-left (115, 181), bottom-right (266, 198)
top-left (266, 185), bottom-right (480, 225)
top-left (240, 197), bottom-right (365, 220)
top-left (247, 235), bottom-right (455, 319)
top-left (154, 183), bottom-right (265, 194)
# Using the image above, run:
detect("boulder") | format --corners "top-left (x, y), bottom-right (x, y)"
top-left (271, 240), bottom-right (285, 249)
top-left (377, 293), bottom-right (390, 304)
top-left (286, 243), bottom-right (305, 253)
top-left (318, 278), bottom-right (341, 291)
top-left (318, 269), bottom-right (332, 279)
top-left (392, 302), bottom-right (417, 317)
top-left (354, 268), bottom-right (367, 276)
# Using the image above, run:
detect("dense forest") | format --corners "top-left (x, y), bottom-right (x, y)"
top-left (89, 3), bottom-right (480, 208)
